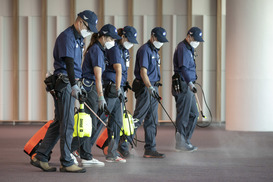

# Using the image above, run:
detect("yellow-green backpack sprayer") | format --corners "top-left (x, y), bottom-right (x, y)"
top-left (73, 92), bottom-right (92, 138)
top-left (120, 108), bottom-right (135, 136)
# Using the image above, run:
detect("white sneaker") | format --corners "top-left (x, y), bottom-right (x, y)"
top-left (70, 153), bottom-right (78, 165)
top-left (106, 156), bottom-right (126, 163)
top-left (81, 158), bottom-right (105, 167)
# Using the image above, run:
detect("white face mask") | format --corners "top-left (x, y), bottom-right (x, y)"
top-left (190, 41), bottom-right (200, 49)
top-left (123, 41), bottom-right (134, 50)
top-left (105, 40), bottom-right (115, 49)
top-left (80, 29), bottom-right (91, 38)
top-left (153, 41), bottom-right (164, 49)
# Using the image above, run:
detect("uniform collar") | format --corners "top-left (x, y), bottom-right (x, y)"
top-left (183, 39), bottom-right (195, 56)
top-left (95, 40), bottom-right (105, 53)
top-left (147, 40), bottom-right (159, 52)
top-left (183, 39), bottom-right (192, 51)
top-left (72, 25), bottom-right (82, 40)
top-left (117, 42), bottom-right (126, 51)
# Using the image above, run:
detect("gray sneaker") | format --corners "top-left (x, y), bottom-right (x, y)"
top-left (175, 144), bottom-right (197, 152)
top-left (186, 141), bottom-right (198, 151)
top-left (175, 132), bottom-right (197, 152)
top-left (106, 156), bottom-right (126, 163)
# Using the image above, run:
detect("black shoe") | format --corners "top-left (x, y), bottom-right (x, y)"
top-left (143, 150), bottom-right (165, 158)
top-left (30, 157), bottom-right (56, 172)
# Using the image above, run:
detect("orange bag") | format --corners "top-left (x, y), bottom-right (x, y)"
top-left (96, 128), bottom-right (108, 149)
top-left (96, 128), bottom-right (109, 156)
top-left (24, 120), bottom-right (54, 157)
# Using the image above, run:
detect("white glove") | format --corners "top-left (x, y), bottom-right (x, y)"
top-left (116, 88), bottom-right (123, 102)
top-left (98, 96), bottom-right (107, 112)
top-left (71, 85), bottom-right (81, 100)
top-left (148, 86), bottom-right (160, 99)
top-left (188, 82), bottom-right (197, 93)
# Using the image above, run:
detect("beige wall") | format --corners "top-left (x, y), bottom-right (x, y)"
top-left (0, 0), bottom-right (222, 122)
top-left (226, 0), bottom-right (273, 131)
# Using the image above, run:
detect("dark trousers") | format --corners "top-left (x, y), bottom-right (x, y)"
top-left (103, 96), bottom-right (123, 159)
top-left (71, 85), bottom-right (99, 160)
top-left (36, 84), bottom-right (75, 167)
top-left (172, 85), bottom-right (199, 142)
top-left (121, 86), bottom-right (159, 152)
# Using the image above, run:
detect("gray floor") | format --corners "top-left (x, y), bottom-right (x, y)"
top-left (0, 123), bottom-right (273, 182)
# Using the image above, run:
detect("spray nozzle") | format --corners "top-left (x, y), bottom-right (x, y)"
top-left (200, 111), bottom-right (206, 118)
top-left (79, 89), bottom-right (87, 103)
top-left (104, 106), bottom-right (110, 116)
top-left (154, 92), bottom-right (162, 101)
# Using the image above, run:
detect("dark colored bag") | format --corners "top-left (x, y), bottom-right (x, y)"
top-left (172, 73), bottom-right (188, 94)
top-left (104, 82), bottom-right (117, 98)
top-left (172, 73), bottom-right (182, 93)
top-left (132, 79), bottom-right (145, 98)
top-left (44, 74), bottom-right (57, 92)
top-left (54, 75), bottom-right (69, 93)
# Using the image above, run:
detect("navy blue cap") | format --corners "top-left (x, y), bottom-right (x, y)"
top-left (151, 27), bottom-right (168, 43)
top-left (78, 10), bottom-right (98, 33)
top-left (99, 24), bottom-right (121, 40)
top-left (188, 27), bottom-right (204, 42)
top-left (123, 26), bottom-right (138, 44)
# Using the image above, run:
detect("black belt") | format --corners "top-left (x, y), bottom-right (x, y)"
top-left (56, 73), bottom-right (81, 86)
top-left (136, 79), bottom-right (162, 87)
top-left (154, 82), bottom-right (162, 87)
top-left (58, 74), bottom-right (80, 81)
top-left (174, 73), bottom-right (195, 84)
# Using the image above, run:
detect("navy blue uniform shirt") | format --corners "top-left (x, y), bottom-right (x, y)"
top-left (134, 40), bottom-right (161, 83)
top-left (173, 39), bottom-right (197, 84)
top-left (53, 25), bottom-right (84, 79)
top-left (103, 42), bottom-right (127, 86)
top-left (82, 41), bottom-right (106, 84)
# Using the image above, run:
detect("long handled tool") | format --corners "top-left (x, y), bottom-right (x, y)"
top-left (84, 102), bottom-right (118, 156)
top-left (194, 93), bottom-right (206, 118)
top-left (85, 100), bottom-right (135, 147)
top-left (193, 84), bottom-right (212, 128)
top-left (84, 102), bottom-right (108, 127)
top-left (155, 95), bottom-right (177, 130)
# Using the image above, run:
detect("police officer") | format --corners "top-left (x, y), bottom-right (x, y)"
top-left (131, 27), bottom-right (168, 158)
top-left (70, 24), bottom-right (122, 166)
top-left (172, 27), bottom-right (204, 152)
top-left (30, 10), bottom-right (98, 173)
